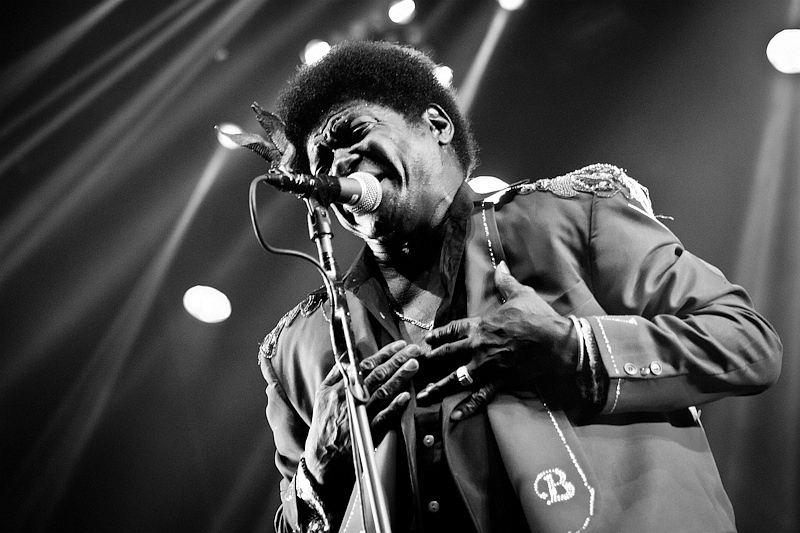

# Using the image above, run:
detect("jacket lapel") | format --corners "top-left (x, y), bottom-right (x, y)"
top-left (446, 201), bottom-right (601, 533)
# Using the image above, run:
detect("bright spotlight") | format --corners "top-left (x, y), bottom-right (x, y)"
top-left (303, 39), bottom-right (331, 64)
top-left (389, 0), bottom-right (416, 24)
top-left (497, 0), bottom-right (527, 11)
top-left (467, 175), bottom-right (508, 203)
top-left (216, 123), bottom-right (243, 149)
top-left (767, 29), bottom-right (800, 74)
top-left (183, 285), bottom-right (232, 323)
top-left (435, 65), bottom-right (454, 87)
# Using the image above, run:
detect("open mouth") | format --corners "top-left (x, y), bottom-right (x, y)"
top-left (353, 151), bottom-right (397, 185)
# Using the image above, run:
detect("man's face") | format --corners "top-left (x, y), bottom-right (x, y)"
top-left (306, 101), bottom-right (460, 245)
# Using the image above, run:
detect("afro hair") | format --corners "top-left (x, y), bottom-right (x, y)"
top-left (275, 40), bottom-right (479, 174)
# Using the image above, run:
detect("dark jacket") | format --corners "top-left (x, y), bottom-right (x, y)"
top-left (260, 165), bottom-right (782, 532)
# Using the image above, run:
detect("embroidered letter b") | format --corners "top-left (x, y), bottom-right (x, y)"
top-left (534, 468), bottom-right (576, 505)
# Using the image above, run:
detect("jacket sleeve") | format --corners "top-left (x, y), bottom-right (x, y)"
top-left (259, 305), bottom-right (334, 533)
top-left (582, 181), bottom-right (782, 415)
top-left (262, 354), bottom-right (305, 533)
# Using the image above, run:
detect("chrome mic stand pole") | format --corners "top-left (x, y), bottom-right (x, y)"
top-left (304, 197), bottom-right (391, 533)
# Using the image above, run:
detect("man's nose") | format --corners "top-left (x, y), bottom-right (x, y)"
top-left (332, 149), bottom-right (360, 177)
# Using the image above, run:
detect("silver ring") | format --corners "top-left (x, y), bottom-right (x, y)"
top-left (456, 365), bottom-right (474, 387)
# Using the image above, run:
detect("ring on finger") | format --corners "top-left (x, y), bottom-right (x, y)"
top-left (456, 365), bottom-right (474, 387)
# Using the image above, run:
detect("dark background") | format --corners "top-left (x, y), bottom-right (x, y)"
top-left (1, 1), bottom-right (798, 531)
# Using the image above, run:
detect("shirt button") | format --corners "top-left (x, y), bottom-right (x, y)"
top-left (623, 363), bottom-right (638, 375)
top-left (427, 501), bottom-right (440, 513)
top-left (650, 362), bottom-right (663, 375)
top-left (422, 435), bottom-right (435, 447)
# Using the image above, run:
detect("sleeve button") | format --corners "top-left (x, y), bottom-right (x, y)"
top-left (650, 362), bottom-right (663, 375)
top-left (623, 363), bottom-right (638, 375)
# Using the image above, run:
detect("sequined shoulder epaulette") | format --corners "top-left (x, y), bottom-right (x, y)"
top-left (517, 163), bottom-right (656, 217)
top-left (258, 288), bottom-right (328, 363)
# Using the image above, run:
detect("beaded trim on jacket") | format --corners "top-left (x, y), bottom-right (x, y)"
top-left (259, 289), bottom-right (327, 362)
top-left (518, 163), bottom-right (656, 218)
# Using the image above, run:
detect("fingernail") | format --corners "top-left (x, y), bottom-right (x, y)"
top-left (451, 410), bottom-right (463, 421)
top-left (497, 261), bottom-right (510, 275)
top-left (398, 392), bottom-right (410, 404)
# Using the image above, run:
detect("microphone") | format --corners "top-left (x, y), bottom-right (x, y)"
top-left (259, 170), bottom-right (382, 214)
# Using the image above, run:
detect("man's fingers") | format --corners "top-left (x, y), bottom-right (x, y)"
top-left (494, 261), bottom-right (559, 317)
top-left (320, 361), bottom-right (346, 387)
top-left (494, 261), bottom-right (523, 301)
top-left (370, 391), bottom-right (411, 436)
top-left (363, 344), bottom-right (420, 391)
top-left (360, 340), bottom-right (407, 372)
top-left (451, 381), bottom-right (500, 422)
top-left (425, 318), bottom-right (473, 348)
top-left (426, 338), bottom-right (472, 360)
top-left (369, 358), bottom-right (419, 403)
top-left (415, 368), bottom-right (464, 406)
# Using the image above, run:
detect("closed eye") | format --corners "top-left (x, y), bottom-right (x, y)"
top-left (328, 119), bottom-right (375, 149)
top-left (311, 114), bottom-right (378, 174)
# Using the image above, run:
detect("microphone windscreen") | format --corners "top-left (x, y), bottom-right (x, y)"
top-left (345, 172), bottom-right (382, 213)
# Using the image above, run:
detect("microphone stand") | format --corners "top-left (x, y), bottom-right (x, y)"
top-left (304, 196), bottom-right (392, 533)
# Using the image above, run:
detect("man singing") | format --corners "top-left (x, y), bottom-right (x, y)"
top-left (252, 40), bottom-right (782, 532)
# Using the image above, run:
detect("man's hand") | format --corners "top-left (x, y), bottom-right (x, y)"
top-left (416, 262), bottom-right (577, 421)
top-left (303, 340), bottom-right (420, 484)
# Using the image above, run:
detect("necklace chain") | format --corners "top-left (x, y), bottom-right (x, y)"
top-left (390, 307), bottom-right (434, 330)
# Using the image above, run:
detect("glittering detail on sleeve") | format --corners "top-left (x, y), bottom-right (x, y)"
top-left (519, 163), bottom-right (656, 217)
top-left (576, 317), bottom-right (609, 413)
top-left (258, 289), bottom-right (328, 363)
top-left (295, 457), bottom-right (332, 533)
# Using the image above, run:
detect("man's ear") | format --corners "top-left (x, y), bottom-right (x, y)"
top-left (424, 104), bottom-right (455, 145)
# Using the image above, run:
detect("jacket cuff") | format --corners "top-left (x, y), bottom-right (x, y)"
top-left (295, 457), bottom-right (332, 533)
top-left (570, 316), bottom-right (610, 413)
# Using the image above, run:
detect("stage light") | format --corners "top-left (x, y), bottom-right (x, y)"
top-left (215, 122), bottom-right (243, 149)
top-left (435, 65), bottom-right (454, 87)
top-left (183, 285), bottom-right (231, 323)
top-left (458, 6), bottom-right (512, 114)
top-left (388, 0), bottom-right (416, 25)
top-left (214, 48), bottom-right (229, 62)
top-left (767, 29), bottom-right (800, 74)
top-left (303, 39), bottom-right (330, 64)
top-left (497, 0), bottom-right (527, 11)
top-left (467, 175), bottom-right (508, 203)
